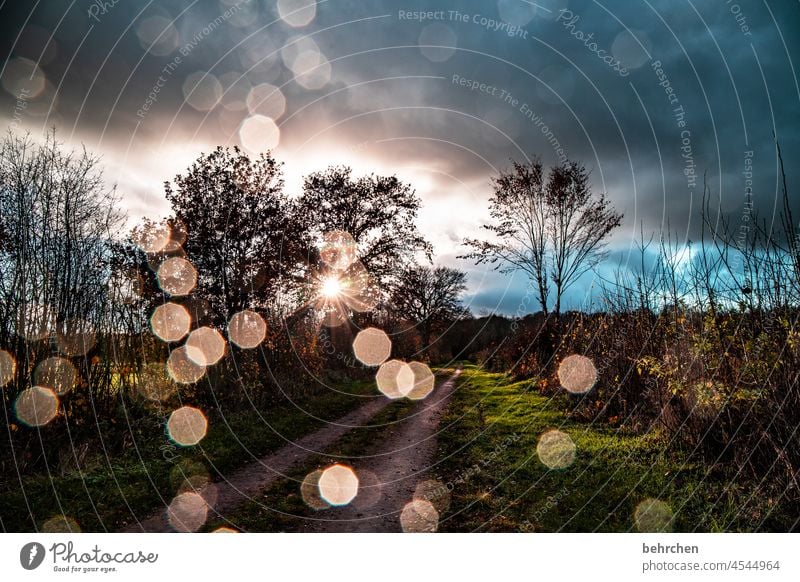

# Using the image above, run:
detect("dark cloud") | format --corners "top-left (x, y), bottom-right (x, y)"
top-left (1, 0), bottom-right (798, 313)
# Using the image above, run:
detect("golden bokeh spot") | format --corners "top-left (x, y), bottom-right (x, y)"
top-left (33, 357), bottom-right (78, 395)
top-left (167, 491), bottom-right (208, 532)
top-left (406, 361), bottom-right (435, 400)
top-left (132, 220), bottom-right (171, 253)
top-left (536, 429), bottom-right (576, 470)
top-left (137, 362), bottom-right (179, 401)
top-left (42, 515), bottom-right (81, 533)
top-left (167, 406), bottom-right (208, 446)
top-left (634, 498), bottom-right (674, 532)
top-left (166, 346), bottom-right (206, 384)
top-left (557, 354), bottom-right (598, 394)
top-left (15, 386), bottom-right (59, 427)
top-left (414, 480), bottom-right (450, 514)
top-left (211, 527), bottom-right (239, 533)
top-left (352, 469), bottom-right (382, 510)
top-left (396, 362), bottom-right (415, 397)
top-left (352, 327), bottom-right (391, 367)
top-left (0, 349), bottom-right (16, 388)
top-left (318, 464), bottom-right (359, 506)
top-left (300, 469), bottom-right (329, 511)
top-left (55, 318), bottom-right (96, 357)
top-left (375, 359), bottom-right (406, 399)
top-left (185, 326), bottom-right (226, 366)
top-left (157, 257), bottom-right (198, 296)
top-left (400, 499), bottom-right (439, 532)
top-left (228, 310), bottom-right (267, 349)
top-left (151, 303), bottom-right (192, 343)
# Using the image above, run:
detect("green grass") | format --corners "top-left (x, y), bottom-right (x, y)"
top-left (434, 364), bottom-right (753, 532)
top-left (0, 378), bottom-right (377, 532)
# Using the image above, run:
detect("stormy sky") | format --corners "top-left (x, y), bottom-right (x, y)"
top-left (1, 0), bottom-right (798, 314)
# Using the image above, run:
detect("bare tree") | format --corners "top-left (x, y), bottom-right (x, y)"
top-left (0, 130), bottom-right (123, 401)
top-left (390, 265), bottom-right (467, 348)
top-left (462, 158), bottom-right (622, 315)
top-left (546, 162), bottom-right (623, 315)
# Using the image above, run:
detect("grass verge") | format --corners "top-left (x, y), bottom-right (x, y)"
top-left (434, 364), bottom-right (755, 532)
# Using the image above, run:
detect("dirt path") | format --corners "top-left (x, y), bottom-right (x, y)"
top-left (124, 395), bottom-right (391, 532)
top-left (299, 369), bottom-right (461, 532)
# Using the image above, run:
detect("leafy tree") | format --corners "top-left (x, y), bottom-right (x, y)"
top-left (163, 146), bottom-right (304, 323)
top-left (296, 166), bottom-right (432, 288)
top-left (391, 265), bottom-right (467, 348)
top-left (462, 158), bottom-right (622, 315)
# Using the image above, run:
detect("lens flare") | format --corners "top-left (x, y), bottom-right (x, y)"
top-left (375, 359), bottom-right (406, 399)
top-left (634, 498), bottom-right (674, 532)
top-left (352, 328), bottom-right (391, 367)
top-left (167, 491), bottom-right (208, 532)
top-left (239, 114), bottom-right (280, 153)
top-left (396, 363), bottom-right (415, 396)
top-left (414, 480), bottom-right (450, 514)
top-left (15, 386), bottom-right (59, 427)
top-left (157, 257), bottom-right (198, 296)
top-left (132, 220), bottom-right (171, 254)
top-left (34, 357), bottom-right (77, 395)
top-left (405, 361), bottom-right (435, 400)
top-left (151, 303), bottom-right (192, 343)
top-left (301, 469), bottom-right (329, 511)
top-left (319, 230), bottom-right (357, 271)
top-left (557, 354), bottom-right (598, 394)
top-left (167, 406), bottom-right (208, 446)
top-left (277, 0), bottom-right (317, 27)
top-left (167, 346), bottom-right (206, 384)
top-left (400, 499), bottom-right (439, 532)
top-left (185, 327), bottom-right (226, 366)
top-left (536, 429), bottom-right (576, 470)
top-left (137, 362), bottom-right (179, 401)
top-left (352, 469), bottom-right (382, 510)
top-left (246, 83), bottom-right (286, 119)
top-left (321, 276), bottom-right (342, 298)
top-left (318, 464), bottom-right (359, 506)
top-left (0, 350), bottom-right (16, 388)
top-left (55, 318), bottom-right (96, 357)
top-left (228, 310), bottom-right (267, 349)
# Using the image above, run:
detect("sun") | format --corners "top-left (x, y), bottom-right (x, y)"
top-left (320, 276), bottom-right (343, 298)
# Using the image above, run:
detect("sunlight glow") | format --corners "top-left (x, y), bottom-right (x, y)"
top-left (321, 276), bottom-right (343, 298)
